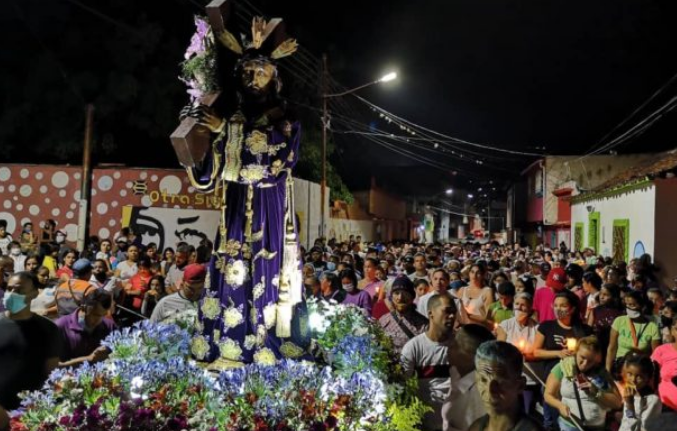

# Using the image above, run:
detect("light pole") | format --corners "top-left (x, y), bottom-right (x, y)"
top-left (320, 56), bottom-right (396, 239)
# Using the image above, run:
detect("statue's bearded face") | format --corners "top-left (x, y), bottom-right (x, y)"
top-left (239, 59), bottom-right (277, 96)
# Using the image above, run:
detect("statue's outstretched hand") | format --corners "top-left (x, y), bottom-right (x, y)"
top-left (180, 104), bottom-right (225, 133)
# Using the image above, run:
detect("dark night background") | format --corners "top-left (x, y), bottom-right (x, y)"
top-left (2, 0), bottom-right (677, 201)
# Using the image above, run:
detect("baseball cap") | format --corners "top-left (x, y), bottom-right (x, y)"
top-left (72, 258), bottom-right (92, 275)
top-left (547, 268), bottom-right (567, 291)
top-left (183, 263), bottom-right (207, 283)
top-left (391, 276), bottom-right (415, 297)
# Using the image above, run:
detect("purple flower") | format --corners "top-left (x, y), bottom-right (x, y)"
top-left (185, 16), bottom-right (210, 59)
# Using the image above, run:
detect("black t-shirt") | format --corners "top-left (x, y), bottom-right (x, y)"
top-left (0, 315), bottom-right (61, 410)
top-left (537, 319), bottom-right (593, 372)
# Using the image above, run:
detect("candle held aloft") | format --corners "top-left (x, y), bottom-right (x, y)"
top-left (566, 338), bottom-right (577, 352)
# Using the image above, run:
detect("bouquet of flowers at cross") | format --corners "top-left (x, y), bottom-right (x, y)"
top-left (10, 305), bottom-right (429, 431)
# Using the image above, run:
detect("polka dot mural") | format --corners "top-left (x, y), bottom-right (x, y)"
top-left (0, 165), bottom-right (222, 249)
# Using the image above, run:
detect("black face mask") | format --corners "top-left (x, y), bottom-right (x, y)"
top-left (95, 271), bottom-right (107, 282)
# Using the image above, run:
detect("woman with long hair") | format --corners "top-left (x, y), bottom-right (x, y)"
top-left (457, 262), bottom-right (494, 326)
top-left (534, 290), bottom-right (593, 430)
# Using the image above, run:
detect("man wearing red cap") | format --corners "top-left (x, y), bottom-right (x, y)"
top-left (533, 267), bottom-right (567, 323)
top-left (150, 264), bottom-right (205, 323)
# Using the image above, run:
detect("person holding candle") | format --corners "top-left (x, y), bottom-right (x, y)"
top-left (457, 263), bottom-right (494, 327)
top-left (497, 292), bottom-right (540, 414)
top-left (606, 290), bottom-right (660, 379)
top-left (544, 335), bottom-right (622, 431)
top-left (534, 290), bottom-right (592, 431)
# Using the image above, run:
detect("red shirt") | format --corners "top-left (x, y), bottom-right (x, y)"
top-left (128, 270), bottom-right (152, 310)
top-left (56, 266), bottom-right (74, 279)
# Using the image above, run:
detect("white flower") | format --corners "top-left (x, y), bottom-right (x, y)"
top-left (191, 335), bottom-right (210, 360)
top-left (218, 338), bottom-right (243, 361)
top-left (201, 297), bottom-right (221, 320)
top-left (253, 347), bottom-right (277, 365)
top-left (223, 306), bottom-right (244, 328)
top-left (244, 335), bottom-right (257, 350)
top-left (224, 260), bottom-right (248, 287)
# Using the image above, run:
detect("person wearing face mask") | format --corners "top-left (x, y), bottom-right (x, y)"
top-left (8, 241), bottom-right (26, 274)
top-left (55, 289), bottom-right (116, 367)
top-left (378, 276), bottom-right (427, 354)
top-left (0, 272), bottom-right (60, 411)
top-left (606, 290), bottom-right (660, 378)
top-left (545, 335), bottom-right (621, 431)
top-left (534, 290), bottom-right (592, 431)
top-left (339, 268), bottom-right (371, 315)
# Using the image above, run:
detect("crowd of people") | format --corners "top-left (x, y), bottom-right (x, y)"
top-left (2, 217), bottom-right (677, 431)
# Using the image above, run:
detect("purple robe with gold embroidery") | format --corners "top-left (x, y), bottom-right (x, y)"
top-left (186, 113), bottom-right (309, 364)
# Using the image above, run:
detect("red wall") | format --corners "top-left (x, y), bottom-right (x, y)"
top-left (0, 164), bottom-right (211, 244)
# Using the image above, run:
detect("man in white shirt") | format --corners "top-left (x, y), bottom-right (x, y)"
top-left (408, 253), bottom-right (431, 283)
top-left (150, 263), bottom-right (205, 323)
top-left (402, 293), bottom-right (457, 431)
top-left (417, 269), bottom-right (469, 326)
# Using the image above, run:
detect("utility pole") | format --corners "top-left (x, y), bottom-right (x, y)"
top-left (320, 53), bottom-right (328, 240)
top-left (77, 104), bottom-right (94, 252)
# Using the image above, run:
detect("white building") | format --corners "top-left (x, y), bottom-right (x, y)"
top-left (570, 149), bottom-right (677, 287)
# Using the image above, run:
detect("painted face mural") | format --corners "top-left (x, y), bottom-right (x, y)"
top-left (123, 206), bottom-right (220, 251)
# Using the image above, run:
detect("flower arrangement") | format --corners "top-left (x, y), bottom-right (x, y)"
top-left (11, 301), bottom-right (428, 431)
top-left (180, 16), bottom-right (220, 103)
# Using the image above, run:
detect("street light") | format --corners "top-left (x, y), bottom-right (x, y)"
top-left (320, 53), bottom-right (397, 239)
top-left (445, 188), bottom-right (453, 195)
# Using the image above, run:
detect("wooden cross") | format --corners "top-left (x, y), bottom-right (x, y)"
top-left (170, 0), bottom-right (230, 168)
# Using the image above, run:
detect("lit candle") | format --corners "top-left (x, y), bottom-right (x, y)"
top-left (566, 338), bottom-right (577, 352)
top-left (518, 339), bottom-right (526, 353)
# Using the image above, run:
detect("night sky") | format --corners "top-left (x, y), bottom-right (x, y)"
top-left (3, 0), bottom-right (677, 199)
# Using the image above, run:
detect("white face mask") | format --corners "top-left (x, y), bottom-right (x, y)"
top-left (626, 308), bottom-right (641, 319)
top-left (342, 283), bottom-right (355, 292)
top-left (10, 248), bottom-right (21, 256)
